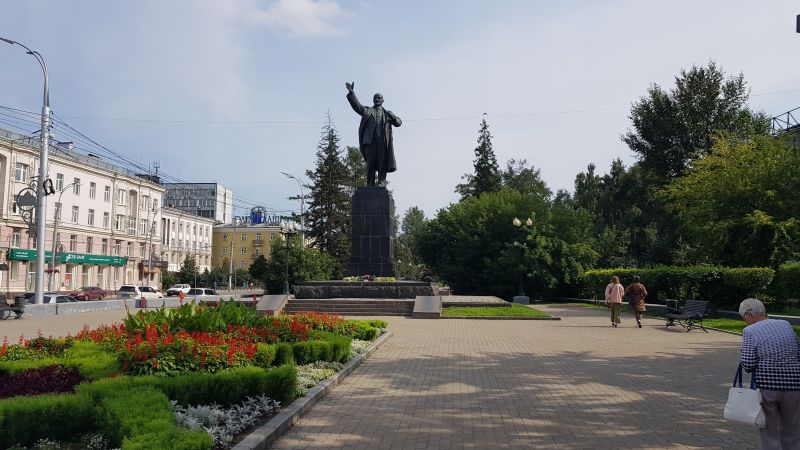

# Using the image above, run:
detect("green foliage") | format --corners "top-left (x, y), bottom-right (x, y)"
top-left (773, 263), bottom-right (800, 303)
top-left (0, 392), bottom-right (96, 449)
top-left (253, 343), bottom-right (277, 368)
top-left (0, 341), bottom-right (119, 379)
top-left (343, 145), bottom-right (366, 196)
top-left (309, 332), bottom-right (352, 362)
top-left (456, 118), bottom-right (502, 199)
top-left (273, 343), bottom-right (295, 366)
top-left (249, 255), bottom-right (269, 286)
top-left (178, 256), bottom-right (199, 285)
top-left (442, 304), bottom-right (551, 317)
top-left (292, 340), bottom-right (334, 365)
top-left (263, 236), bottom-right (335, 294)
top-left (260, 364), bottom-right (298, 405)
top-left (306, 115), bottom-right (352, 276)
top-left (396, 206), bottom-right (427, 280)
top-left (501, 159), bottom-right (552, 200)
top-left (124, 300), bottom-right (260, 333)
top-left (579, 266), bottom-right (775, 309)
top-left (663, 135), bottom-right (800, 267)
top-left (161, 271), bottom-right (179, 291)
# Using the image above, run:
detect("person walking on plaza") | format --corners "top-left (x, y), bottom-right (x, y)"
top-left (738, 298), bottom-right (800, 450)
top-left (604, 276), bottom-right (624, 327)
top-left (625, 275), bottom-right (647, 328)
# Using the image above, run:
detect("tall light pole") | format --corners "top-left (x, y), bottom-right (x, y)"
top-left (2, 37), bottom-right (51, 305)
top-left (48, 181), bottom-right (80, 291)
top-left (228, 217), bottom-right (241, 290)
top-left (281, 172), bottom-right (305, 245)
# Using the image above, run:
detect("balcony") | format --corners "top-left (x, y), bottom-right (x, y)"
top-left (253, 240), bottom-right (265, 246)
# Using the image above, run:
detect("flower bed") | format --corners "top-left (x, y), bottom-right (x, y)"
top-left (0, 301), bottom-right (387, 449)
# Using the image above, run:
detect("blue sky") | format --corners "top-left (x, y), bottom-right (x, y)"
top-left (2, 0), bottom-right (800, 219)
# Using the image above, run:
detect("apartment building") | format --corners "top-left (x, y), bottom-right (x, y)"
top-left (0, 129), bottom-right (166, 294)
top-left (160, 207), bottom-right (214, 273)
top-left (211, 222), bottom-right (283, 272)
top-left (163, 183), bottom-right (233, 224)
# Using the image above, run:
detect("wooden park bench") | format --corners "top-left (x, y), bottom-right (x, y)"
top-left (665, 299), bottom-right (710, 332)
top-left (0, 293), bottom-right (25, 320)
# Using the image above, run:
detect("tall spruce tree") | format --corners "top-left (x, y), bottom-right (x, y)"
top-left (305, 114), bottom-right (351, 275)
top-left (455, 118), bottom-right (502, 199)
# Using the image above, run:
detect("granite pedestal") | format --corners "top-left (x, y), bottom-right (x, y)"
top-left (346, 187), bottom-right (397, 277)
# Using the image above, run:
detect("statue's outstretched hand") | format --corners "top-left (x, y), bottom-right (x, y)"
top-left (346, 81), bottom-right (354, 93)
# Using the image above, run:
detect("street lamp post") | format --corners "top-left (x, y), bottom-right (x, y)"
top-left (228, 218), bottom-right (241, 290)
top-left (281, 221), bottom-right (298, 294)
top-left (512, 216), bottom-right (534, 305)
top-left (280, 172), bottom-right (305, 245)
top-left (2, 37), bottom-right (51, 305)
top-left (48, 181), bottom-right (80, 291)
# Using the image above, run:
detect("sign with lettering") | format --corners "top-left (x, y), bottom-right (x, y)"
top-left (8, 249), bottom-right (127, 266)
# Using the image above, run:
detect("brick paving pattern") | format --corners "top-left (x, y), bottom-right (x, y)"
top-left (273, 304), bottom-right (757, 450)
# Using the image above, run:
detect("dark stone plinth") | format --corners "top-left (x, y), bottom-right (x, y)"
top-left (295, 281), bottom-right (436, 299)
top-left (346, 187), bottom-right (397, 277)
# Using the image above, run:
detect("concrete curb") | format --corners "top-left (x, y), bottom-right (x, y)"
top-left (442, 316), bottom-right (561, 320)
top-left (232, 330), bottom-right (394, 450)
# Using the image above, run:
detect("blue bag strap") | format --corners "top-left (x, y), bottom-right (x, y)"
top-left (732, 364), bottom-right (743, 388)
top-left (750, 368), bottom-right (757, 390)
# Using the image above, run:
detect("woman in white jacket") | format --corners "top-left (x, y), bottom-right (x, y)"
top-left (604, 276), bottom-right (625, 327)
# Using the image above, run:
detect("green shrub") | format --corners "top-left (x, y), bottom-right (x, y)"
top-left (0, 392), bottom-right (96, 449)
top-left (292, 340), bottom-right (334, 365)
top-left (253, 343), bottom-right (277, 368)
top-left (364, 319), bottom-right (388, 329)
top-left (312, 332), bottom-right (352, 362)
top-left (131, 366), bottom-right (274, 406)
top-left (273, 343), bottom-right (295, 366)
top-left (0, 341), bottom-right (118, 379)
top-left (261, 364), bottom-right (297, 405)
top-left (773, 263), bottom-right (800, 303)
top-left (122, 426), bottom-right (212, 450)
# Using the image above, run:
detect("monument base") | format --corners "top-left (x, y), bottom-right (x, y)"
top-left (295, 281), bottom-right (436, 299)
top-left (346, 187), bottom-right (397, 277)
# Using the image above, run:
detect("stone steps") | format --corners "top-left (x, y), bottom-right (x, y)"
top-left (284, 299), bottom-right (413, 316)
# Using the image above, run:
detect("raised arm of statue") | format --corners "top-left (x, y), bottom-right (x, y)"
top-left (346, 86), bottom-right (366, 116)
top-left (386, 110), bottom-right (402, 127)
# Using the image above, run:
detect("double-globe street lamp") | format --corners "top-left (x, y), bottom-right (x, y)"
top-left (280, 172), bottom-right (306, 246)
top-left (280, 220), bottom-right (299, 294)
top-left (48, 181), bottom-right (81, 291)
top-left (512, 216), bottom-right (534, 305)
top-left (1, 37), bottom-right (51, 305)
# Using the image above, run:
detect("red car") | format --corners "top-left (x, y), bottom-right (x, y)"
top-left (70, 286), bottom-right (108, 301)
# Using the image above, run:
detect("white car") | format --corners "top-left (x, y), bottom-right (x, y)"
top-left (166, 284), bottom-right (192, 296)
top-left (187, 288), bottom-right (218, 297)
top-left (42, 294), bottom-right (79, 304)
top-left (117, 285), bottom-right (164, 299)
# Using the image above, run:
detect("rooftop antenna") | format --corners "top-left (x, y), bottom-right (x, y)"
top-left (153, 161), bottom-right (160, 177)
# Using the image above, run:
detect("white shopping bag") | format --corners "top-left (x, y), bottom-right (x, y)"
top-left (723, 364), bottom-right (765, 428)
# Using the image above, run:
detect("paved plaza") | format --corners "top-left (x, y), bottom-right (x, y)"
top-left (0, 304), bottom-right (758, 449)
top-left (273, 305), bottom-right (757, 450)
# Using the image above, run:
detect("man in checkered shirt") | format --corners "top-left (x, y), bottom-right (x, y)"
top-left (739, 298), bottom-right (800, 450)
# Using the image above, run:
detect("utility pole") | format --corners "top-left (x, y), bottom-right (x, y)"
top-left (1, 37), bottom-right (51, 304)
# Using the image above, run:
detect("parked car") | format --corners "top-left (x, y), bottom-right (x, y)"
top-left (42, 294), bottom-right (79, 304)
top-left (166, 284), bottom-right (192, 296)
top-left (117, 285), bottom-right (164, 300)
top-left (70, 286), bottom-right (108, 301)
top-left (187, 288), bottom-right (218, 297)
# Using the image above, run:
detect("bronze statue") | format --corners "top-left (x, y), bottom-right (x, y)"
top-left (346, 82), bottom-right (402, 187)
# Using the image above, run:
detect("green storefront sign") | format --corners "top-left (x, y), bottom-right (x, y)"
top-left (8, 249), bottom-right (127, 266)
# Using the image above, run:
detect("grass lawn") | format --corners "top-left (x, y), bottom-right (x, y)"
top-left (442, 304), bottom-right (551, 318)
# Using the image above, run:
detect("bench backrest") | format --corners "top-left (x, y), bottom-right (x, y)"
top-left (682, 300), bottom-right (710, 315)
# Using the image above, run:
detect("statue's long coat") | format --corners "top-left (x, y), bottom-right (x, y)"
top-left (346, 91), bottom-right (402, 173)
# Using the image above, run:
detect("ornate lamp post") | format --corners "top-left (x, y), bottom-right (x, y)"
top-left (281, 220), bottom-right (298, 294)
top-left (512, 216), bottom-right (534, 305)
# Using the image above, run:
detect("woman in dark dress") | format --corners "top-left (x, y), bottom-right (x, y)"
top-left (625, 276), bottom-right (648, 328)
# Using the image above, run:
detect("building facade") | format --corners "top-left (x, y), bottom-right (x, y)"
top-left (0, 129), bottom-right (167, 295)
top-left (160, 207), bottom-right (214, 274)
top-left (163, 183), bottom-right (233, 224)
top-left (211, 222), bottom-right (283, 274)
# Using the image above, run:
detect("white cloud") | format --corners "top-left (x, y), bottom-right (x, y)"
top-left (250, 0), bottom-right (351, 39)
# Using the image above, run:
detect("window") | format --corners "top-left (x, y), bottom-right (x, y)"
top-left (270, 234), bottom-right (276, 240)
top-left (223, 234), bottom-right (227, 241)
top-left (126, 242), bottom-right (133, 257)
top-left (241, 234), bottom-right (246, 241)
top-left (116, 189), bottom-right (127, 206)
top-left (241, 247), bottom-right (246, 255)
top-left (71, 206), bottom-right (79, 224)
top-left (88, 209), bottom-right (95, 226)
top-left (104, 186), bottom-right (111, 202)
top-left (69, 235), bottom-right (78, 252)
top-left (193, 225), bottom-right (197, 235)
top-left (139, 219), bottom-right (147, 235)
top-left (255, 233), bottom-right (261, 241)
top-left (10, 261), bottom-right (19, 280)
top-left (86, 237), bottom-right (93, 253)
top-left (11, 230), bottom-right (21, 248)
top-left (89, 182), bottom-right (96, 199)
top-left (103, 212), bottom-right (110, 229)
top-left (115, 214), bottom-right (124, 231)
top-left (254, 248), bottom-right (261, 256)
top-left (223, 247), bottom-right (228, 255)
top-left (239, 261), bottom-right (245, 269)
top-left (114, 241), bottom-right (121, 256)
top-left (73, 178), bottom-right (81, 195)
top-left (141, 195), bottom-right (149, 211)
top-left (56, 173), bottom-right (64, 191)
top-left (14, 163), bottom-right (28, 182)
top-left (152, 199), bottom-right (158, 212)
top-left (140, 243), bottom-right (146, 257)
top-left (101, 239), bottom-right (108, 255)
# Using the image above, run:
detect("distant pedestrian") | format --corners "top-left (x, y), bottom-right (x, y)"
top-left (604, 276), bottom-right (624, 327)
top-left (738, 298), bottom-right (800, 450)
top-left (178, 290), bottom-right (186, 304)
top-left (625, 275), bottom-right (648, 328)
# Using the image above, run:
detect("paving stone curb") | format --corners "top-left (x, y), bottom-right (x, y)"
top-left (441, 316), bottom-right (561, 320)
top-left (231, 330), bottom-right (394, 450)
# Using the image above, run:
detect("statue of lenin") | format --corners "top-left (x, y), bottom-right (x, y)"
top-left (346, 82), bottom-right (402, 187)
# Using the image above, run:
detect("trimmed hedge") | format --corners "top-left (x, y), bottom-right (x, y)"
top-left (579, 266), bottom-right (775, 309)
top-left (773, 263), bottom-right (800, 303)
top-left (273, 343), bottom-right (295, 366)
top-left (293, 340), bottom-right (334, 365)
top-left (0, 391), bottom-right (96, 449)
top-left (253, 343), bottom-right (277, 368)
top-left (0, 341), bottom-right (119, 379)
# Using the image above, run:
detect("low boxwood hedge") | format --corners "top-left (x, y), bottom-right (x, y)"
top-left (0, 391), bottom-right (96, 449)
